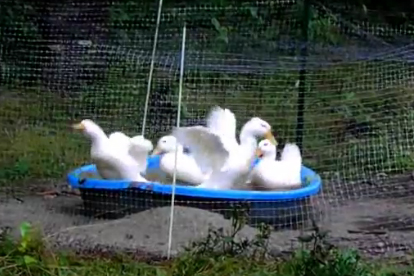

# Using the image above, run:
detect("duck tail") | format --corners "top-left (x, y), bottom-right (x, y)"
top-left (281, 143), bottom-right (302, 165)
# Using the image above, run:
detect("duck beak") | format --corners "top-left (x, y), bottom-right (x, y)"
top-left (255, 148), bottom-right (263, 158)
top-left (72, 123), bottom-right (85, 131)
top-left (264, 130), bottom-right (278, 145)
top-left (151, 147), bottom-right (163, 156)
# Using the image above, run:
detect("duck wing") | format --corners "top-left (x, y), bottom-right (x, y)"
top-left (172, 126), bottom-right (230, 175)
top-left (207, 106), bottom-right (239, 153)
top-left (130, 135), bottom-right (154, 173)
top-left (108, 131), bottom-right (132, 155)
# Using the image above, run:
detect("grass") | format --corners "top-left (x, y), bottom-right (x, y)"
top-left (0, 77), bottom-right (413, 275)
top-left (0, 89), bottom-right (89, 184)
top-left (1, 3), bottom-right (414, 274)
top-left (1, 60), bottom-right (414, 185)
top-left (0, 215), bottom-right (412, 276)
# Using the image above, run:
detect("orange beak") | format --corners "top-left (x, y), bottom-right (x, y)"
top-left (72, 123), bottom-right (85, 130)
top-left (151, 147), bottom-right (163, 156)
top-left (255, 148), bottom-right (263, 158)
top-left (264, 130), bottom-right (277, 145)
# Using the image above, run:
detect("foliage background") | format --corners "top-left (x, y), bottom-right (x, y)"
top-left (1, 0), bottom-right (414, 193)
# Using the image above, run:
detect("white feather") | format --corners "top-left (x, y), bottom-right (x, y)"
top-left (159, 153), bottom-right (208, 184)
top-left (130, 135), bottom-right (153, 173)
top-left (281, 143), bottom-right (302, 163)
top-left (108, 131), bottom-right (132, 155)
top-left (206, 106), bottom-right (239, 152)
top-left (172, 126), bottom-right (229, 174)
top-left (74, 122), bottom-right (148, 182)
top-left (150, 135), bottom-right (208, 185)
top-left (172, 106), bottom-right (275, 190)
top-left (250, 141), bottom-right (302, 190)
top-left (108, 132), bottom-right (153, 174)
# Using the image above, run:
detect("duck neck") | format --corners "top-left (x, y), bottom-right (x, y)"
top-left (239, 128), bottom-right (257, 154)
top-left (89, 128), bottom-right (108, 147)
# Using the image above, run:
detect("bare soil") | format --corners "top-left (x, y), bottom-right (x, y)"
top-left (1, 172), bottom-right (414, 261)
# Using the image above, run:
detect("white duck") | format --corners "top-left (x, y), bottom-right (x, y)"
top-left (72, 119), bottom-right (149, 182)
top-left (149, 135), bottom-right (209, 185)
top-left (250, 139), bottom-right (302, 191)
top-left (108, 132), bottom-right (153, 175)
top-left (172, 106), bottom-right (276, 190)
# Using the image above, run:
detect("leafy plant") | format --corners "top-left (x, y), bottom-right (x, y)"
top-left (291, 219), bottom-right (372, 276)
top-left (211, 17), bottom-right (229, 44)
top-left (186, 204), bottom-right (270, 260)
top-left (0, 218), bottom-right (402, 276)
top-left (18, 222), bottom-right (39, 266)
top-left (0, 222), bottom-right (45, 268)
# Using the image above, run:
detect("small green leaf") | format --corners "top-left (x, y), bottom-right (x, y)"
top-left (249, 7), bottom-right (258, 18)
top-left (156, 268), bottom-right (168, 276)
top-left (297, 234), bottom-right (314, 243)
top-left (362, 4), bottom-right (367, 14)
top-left (23, 255), bottom-right (38, 265)
top-left (223, 236), bottom-right (233, 243)
top-left (19, 241), bottom-right (28, 252)
top-left (219, 32), bottom-right (229, 44)
top-left (19, 222), bottom-right (31, 239)
top-left (211, 18), bottom-right (221, 31)
top-left (317, 229), bottom-right (330, 239)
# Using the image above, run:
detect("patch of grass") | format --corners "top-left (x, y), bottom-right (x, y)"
top-left (1, 59), bottom-right (414, 184)
top-left (0, 215), bottom-right (411, 276)
top-left (0, 89), bottom-right (89, 184)
top-left (180, 63), bottom-right (414, 179)
top-left (0, 127), bottom-right (89, 183)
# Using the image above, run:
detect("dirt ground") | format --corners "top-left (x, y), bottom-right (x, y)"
top-left (1, 172), bottom-right (414, 261)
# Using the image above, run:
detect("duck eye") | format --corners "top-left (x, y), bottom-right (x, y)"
top-left (263, 143), bottom-right (268, 147)
top-left (260, 123), bottom-right (267, 128)
top-left (162, 140), bottom-right (166, 143)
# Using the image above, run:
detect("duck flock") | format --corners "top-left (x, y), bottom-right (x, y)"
top-left (72, 106), bottom-right (303, 191)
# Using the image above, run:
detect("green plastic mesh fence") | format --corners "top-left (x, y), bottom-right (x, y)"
top-left (1, 0), bottom-right (414, 259)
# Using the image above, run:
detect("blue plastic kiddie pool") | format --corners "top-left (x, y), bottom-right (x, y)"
top-left (67, 155), bottom-right (322, 228)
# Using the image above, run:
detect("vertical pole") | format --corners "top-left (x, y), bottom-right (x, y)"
top-left (167, 23), bottom-right (186, 260)
top-left (295, 0), bottom-right (311, 150)
top-left (141, 0), bottom-right (164, 136)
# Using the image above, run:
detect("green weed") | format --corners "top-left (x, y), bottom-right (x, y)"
top-left (0, 216), bottom-right (410, 276)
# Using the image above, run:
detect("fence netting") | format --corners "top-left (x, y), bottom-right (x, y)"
top-left (1, 0), bottom-right (414, 260)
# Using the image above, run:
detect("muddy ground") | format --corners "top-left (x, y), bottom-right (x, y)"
top-left (1, 172), bottom-right (414, 261)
